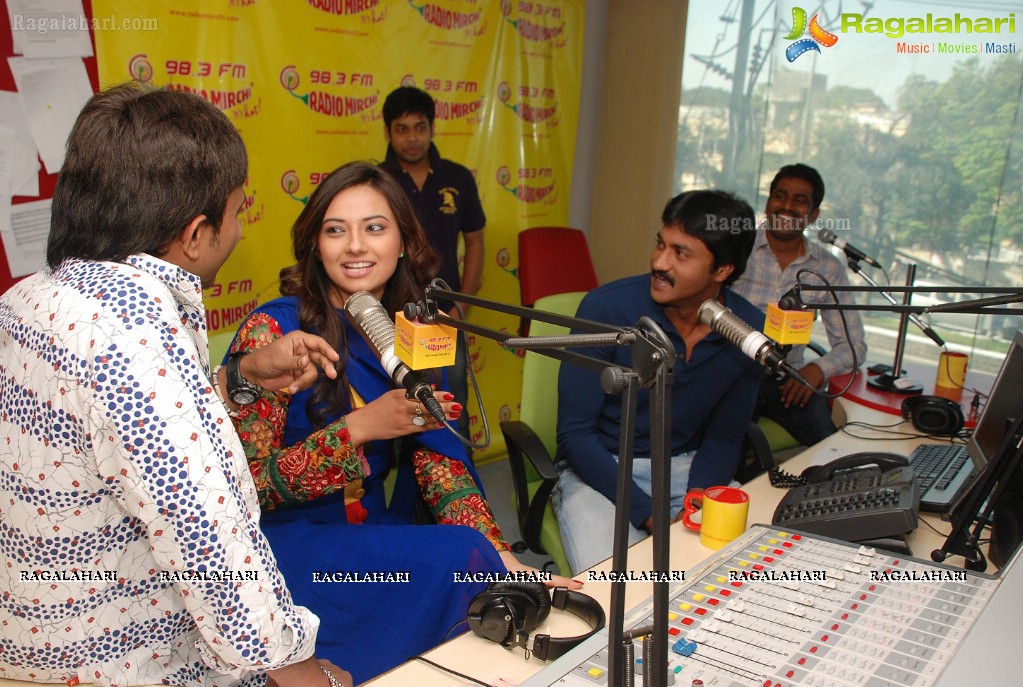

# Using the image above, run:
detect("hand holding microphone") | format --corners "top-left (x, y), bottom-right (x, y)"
top-left (344, 291), bottom-right (449, 425)
top-left (350, 389), bottom-right (461, 443)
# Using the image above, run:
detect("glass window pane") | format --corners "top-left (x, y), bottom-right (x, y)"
top-left (677, 1), bottom-right (1023, 374)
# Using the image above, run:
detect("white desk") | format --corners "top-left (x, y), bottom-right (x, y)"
top-left (366, 398), bottom-right (988, 686)
top-left (0, 399), bottom-right (996, 687)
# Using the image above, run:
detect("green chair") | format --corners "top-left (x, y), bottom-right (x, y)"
top-left (735, 341), bottom-right (829, 483)
top-left (500, 291), bottom-right (586, 577)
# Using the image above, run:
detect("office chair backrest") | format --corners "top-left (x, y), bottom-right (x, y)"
top-left (520, 291), bottom-right (589, 458)
top-left (518, 227), bottom-right (599, 308)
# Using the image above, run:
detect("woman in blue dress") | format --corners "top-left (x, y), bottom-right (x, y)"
top-left (225, 161), bottom-right (576, 683)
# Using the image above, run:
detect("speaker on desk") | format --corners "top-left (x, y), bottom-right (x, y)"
top-left (901, 395), bottom-right (964, 436)
top-left (467, 581), bottom-right (605, 661)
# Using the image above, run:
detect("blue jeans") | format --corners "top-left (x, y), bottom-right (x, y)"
top-left (758, 374), bottom-right (837, 446)
top-left (552, 451), bottom-right (696, 574)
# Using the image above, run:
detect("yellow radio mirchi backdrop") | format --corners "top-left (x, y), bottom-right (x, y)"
top-left (94, 0), bottom-right (584, 462)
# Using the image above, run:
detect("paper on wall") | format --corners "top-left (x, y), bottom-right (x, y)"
top-left (0, 93), bottom-right (42, 196)
top-left (6, 0), bottom-right (93, 59)
top-left (7, 57), bottom-right (92, 174)
top-left (1, 198), bottom-right (49, 278)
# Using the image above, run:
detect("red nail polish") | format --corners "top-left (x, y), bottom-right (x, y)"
top-left (443, 393), bottom-right (455, 401)
top-left (451, 403), bottom-right (462, 411)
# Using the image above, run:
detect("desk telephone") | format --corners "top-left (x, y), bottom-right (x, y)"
top-left (772, 452), bottom-right (921, 543)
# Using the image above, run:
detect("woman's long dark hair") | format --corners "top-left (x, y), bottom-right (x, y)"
top-left (279, 161), bottom-right (440, 427)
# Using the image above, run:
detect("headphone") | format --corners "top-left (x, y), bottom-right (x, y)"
top-left (467, 581), bottom-right (606, 661)
top-left (901, 395), bottom-right (965, 436)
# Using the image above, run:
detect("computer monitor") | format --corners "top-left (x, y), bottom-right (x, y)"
top-left (970, 331), bottom-right (1023, 568)
top-left (967, 330), bottom-right (1023, 470)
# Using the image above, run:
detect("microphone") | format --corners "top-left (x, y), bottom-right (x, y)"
top-left (344, 291), bottom-right (447, 424)
top-left (818, 228), bottom-right (882, 268)
top-left (808, 236), bottom-right (946, 347)
top-left (698, 299), bottom-right (812, 388)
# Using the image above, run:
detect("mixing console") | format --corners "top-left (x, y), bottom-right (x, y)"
top-left (521, 525), bottom-right (998, 687)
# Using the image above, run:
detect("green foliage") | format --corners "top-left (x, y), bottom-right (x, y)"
top-left (887, 57), bottom-right (1023, 254)
top-left (681, 86), bottom-right (732, 107)
top-left (677, 54), bottom-right (1022, 261)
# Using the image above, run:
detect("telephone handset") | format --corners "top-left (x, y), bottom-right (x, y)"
top-left (772, 452), bottom-right (921, 542)
top-left (800, 452), bottom-right (909, 484)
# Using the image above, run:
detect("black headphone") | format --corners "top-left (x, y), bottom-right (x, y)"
top-left (901, 395), bottom-right (965, 436)
top-left (466, 581), bottom-right (606, 661)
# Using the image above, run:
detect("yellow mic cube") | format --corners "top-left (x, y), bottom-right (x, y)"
top-left (764, 304), bottom-right (814, 345)
top-left (395, 311), bottom-right (457, 369)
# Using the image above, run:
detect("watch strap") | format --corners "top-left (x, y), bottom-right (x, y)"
top-left (226, 353), bottom-right (260, 404)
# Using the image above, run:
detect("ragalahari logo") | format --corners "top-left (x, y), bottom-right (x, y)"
top-left (784, 7), bottom-right (838, 62)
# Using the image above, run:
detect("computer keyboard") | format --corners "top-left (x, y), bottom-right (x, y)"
top-left (909, 444), bottom-right (968, 493)
top-left (907, 443), bottom-right (977, 512)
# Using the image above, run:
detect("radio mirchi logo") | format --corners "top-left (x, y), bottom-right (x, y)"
top-left (281, 170), bottom-right (309, 206)
top-left (784, 7), bottom-right (838, 62)
top-left (497, 82), bottom-right (559, 125)
top-left (279, 65), bottom-right (378, 118)
top-left (497, 166), bottom-right (557, 205)
top-left (407, 0), bottom-right (481, 31)
top-left (500, 0), bottom-right (565, 43)
top-left (130, 54), bottom-right (257, 118)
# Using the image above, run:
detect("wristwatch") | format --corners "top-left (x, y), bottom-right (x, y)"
top-left (226, 352), bottom-right (261, 406)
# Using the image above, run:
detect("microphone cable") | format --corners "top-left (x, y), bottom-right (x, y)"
top-left (789, 268), bottom-right (859, 401)
top-left (421, 278), bottom-right (492, 451)
top-left (408, 655), bottom-right (494, 687)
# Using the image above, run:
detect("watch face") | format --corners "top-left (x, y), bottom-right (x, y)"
top-left (230, 387), bottom-right (260, 406)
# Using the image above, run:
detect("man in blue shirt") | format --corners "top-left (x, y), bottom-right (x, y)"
top-left (553, 190), bottom-right (764, 573)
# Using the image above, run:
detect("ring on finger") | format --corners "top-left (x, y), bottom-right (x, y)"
top-left (412, 404), bottom-right (427, 427)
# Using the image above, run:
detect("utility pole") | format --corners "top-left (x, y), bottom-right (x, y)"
top-left (723, 0), bottom-right (756, 187)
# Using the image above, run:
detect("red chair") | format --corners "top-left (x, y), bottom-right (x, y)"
top-left (518, 226), bottom-right (599, 308)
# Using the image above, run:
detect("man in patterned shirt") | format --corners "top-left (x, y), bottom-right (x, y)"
top-left (731, 164), bottom-right (867, 446)
top-left (0, 83), bottom-right (349, 686)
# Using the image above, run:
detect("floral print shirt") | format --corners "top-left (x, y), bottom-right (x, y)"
top-left (229, 312), bottom-right (508, 551)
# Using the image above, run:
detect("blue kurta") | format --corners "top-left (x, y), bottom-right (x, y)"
top-left (229, 296), bottom-right (505, 683)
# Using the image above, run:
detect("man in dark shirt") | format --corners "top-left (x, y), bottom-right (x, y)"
top-left (553, 190), bottom-right (764, 573)
top-left (381, 86), bottom-right (485, 437)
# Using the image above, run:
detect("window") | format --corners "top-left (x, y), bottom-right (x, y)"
top-left (677, 1), bottom-right (1022, 376)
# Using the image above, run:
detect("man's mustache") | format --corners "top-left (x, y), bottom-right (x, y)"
top-left (652, 270), bottom-right (675, 286)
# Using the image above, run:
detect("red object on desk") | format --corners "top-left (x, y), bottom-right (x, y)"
top-left (830, 365), bottom-right (993, 417)
top-left (828, 371), bottom-right (913, 416)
